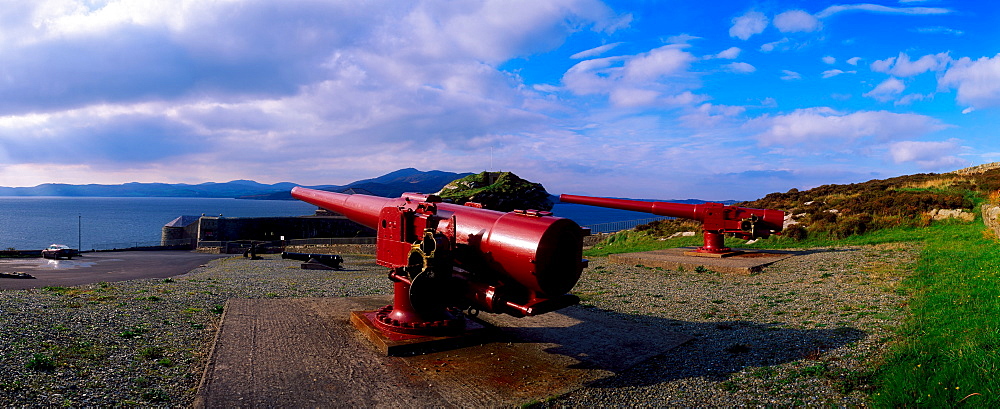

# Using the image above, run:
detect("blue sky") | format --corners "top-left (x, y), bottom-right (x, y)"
top-left (0, 0), bottom-right (997, 200)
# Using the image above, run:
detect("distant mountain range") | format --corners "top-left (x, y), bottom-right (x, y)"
top-left (0, 168), bottom-right (475, 199)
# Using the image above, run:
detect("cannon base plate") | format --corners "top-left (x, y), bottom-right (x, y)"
top-left (351, 310), bottom-right (487, 356)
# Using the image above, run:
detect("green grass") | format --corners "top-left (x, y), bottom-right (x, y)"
top-left (871, 221), bottom-right (1000, 407)
top-left (25, 353), bottom-right (56, 371)
top-left (584, 230), bottom-right (702, 257)
top-left (583, 223), bottom-right (942, 258)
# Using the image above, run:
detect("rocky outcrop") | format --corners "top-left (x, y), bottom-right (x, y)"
top-left (952, 162), bottom-right (1000, 175)
top-left (982, 205), bottom-right (1000, 237)
top-left (926, 209), bottom-right (975, 222)
top-left (436, 171), bottom-right (553, 212)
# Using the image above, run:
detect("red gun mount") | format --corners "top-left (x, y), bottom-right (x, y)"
top-left (560, 194), bottom-right (784, 254)
top-left (291, 187), bottom-right (589, 337)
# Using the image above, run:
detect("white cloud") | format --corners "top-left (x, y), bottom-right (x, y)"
top-left (679, 103), bottom-right (746, 128)
top-left (871, 52), bottom-right (951, 77)
top-left (730, 11), bottom-right (767, 40)
top-left (661, 91), bottom-right (708, 106)
top-left (666, 34), bottom-right (700, 44)
top-left (760, 38), bottom-right (789, 52)
top-left (822, 69), bottom-right (856, 78)
top-left (940, 54), bottom-right (1000, 109)
top-left (889, 140), bottom-right (967, 170)
top-left (816, 4), bottom-right (952, 18)
top-left (609, 88), bottom-right (661, 107)
top-left (896, 93), bottom-right (930, 106)
top-left (711, 47), bottom-right (741, 59)
top-left (847, 57), bottom-right (862, 66)
top-left (623, 46), bottom-right (696, 81)
top-left (532, 84), bottom-right (561, 92)
top-left (871, 57), bottom-right (895, 73)
top-left (563, 57), bottom-right (621, 95)
top-left (774, 10), bottom-right (820, 33)
top-left (406, 0), bottom-right (631, 64)
top-left (724, 62), bottom-right (756, 74)
top-left (562, 45), bottom-right (698, 107)
top-left (571, 42), bottom-right (623, 59)
top-left (915, 26), bottom-right (964, 36)
top-left (751, 107), bottom-right (947, 149)
top-left (822, 56), bottom-right (836, 64)
top-left (863, 77), bottom-right (906, 101)
top-left (780, 70), bottom-right (802, 80)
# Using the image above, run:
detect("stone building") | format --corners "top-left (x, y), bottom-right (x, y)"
top-left (161, 213), bottom-right (374, 249)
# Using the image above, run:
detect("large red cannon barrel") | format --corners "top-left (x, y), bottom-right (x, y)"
top-left (560, 194), bottom-right (784, 254)
top-left (291, 187), bottom-right (588, 328)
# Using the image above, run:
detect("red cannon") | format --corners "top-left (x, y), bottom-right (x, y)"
top-left (291, 187), bottom-right (589, 337)
top-left (560, 194), bottom-right (784, 254)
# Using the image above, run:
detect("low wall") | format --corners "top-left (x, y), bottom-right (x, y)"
top-left (983, 204), bottom-right (1000, 238)
top-left (283, 244), bottom-right (376, 255)
top-left (0, 250), bottom-right (42, 258)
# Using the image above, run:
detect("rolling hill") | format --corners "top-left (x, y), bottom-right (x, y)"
top-left (0, 168), bottom-right (474, 199)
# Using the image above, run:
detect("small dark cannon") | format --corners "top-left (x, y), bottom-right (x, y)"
top-left (281, 252), bottom-right (344, 269)
top-left (0, 271), bottom-right (34, 279)
top-left (291, 187), bottom-right (589, 338)
top-left (560, 194), bottom-right (784, 254)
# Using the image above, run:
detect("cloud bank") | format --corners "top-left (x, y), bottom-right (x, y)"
top-left (0, 0), bottom-right (991, 201)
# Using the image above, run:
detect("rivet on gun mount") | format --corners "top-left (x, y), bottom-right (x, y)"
top-left (560, 194), bottom-right (784, 256)
top-left (291, 187), bottom-right (589, 347)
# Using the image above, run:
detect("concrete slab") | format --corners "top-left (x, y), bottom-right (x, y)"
top-left (609, 247), bottom-right (796, 275)
top-left (194, 296), bottom-right (692, 408)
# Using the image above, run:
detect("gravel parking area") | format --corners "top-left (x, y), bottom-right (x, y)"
top-left (0, 243), bottom-right (916, 407)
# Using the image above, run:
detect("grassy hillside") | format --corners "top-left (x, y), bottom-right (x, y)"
top-left (738, 170), bottom-right (994, 240)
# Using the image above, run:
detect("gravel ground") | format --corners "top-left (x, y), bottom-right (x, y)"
top-left (544, 242), bottom-right (917, 407)
top-left (0, 253), bottom-right (391, 407)
top-left (0, 243), bottom-right (917, 407)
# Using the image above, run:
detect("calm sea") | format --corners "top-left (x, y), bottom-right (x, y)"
top-left (0, 197), bottom-right (656, 251)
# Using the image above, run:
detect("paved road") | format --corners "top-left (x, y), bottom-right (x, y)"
top-left (0, 251), bottom-right (231, 290)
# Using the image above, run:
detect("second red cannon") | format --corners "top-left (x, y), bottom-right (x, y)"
top-left (560, 194), bottom-right (784, 255)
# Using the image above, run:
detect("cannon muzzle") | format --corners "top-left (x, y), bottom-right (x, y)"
top-left (560, 193), bottom-right (784, 254)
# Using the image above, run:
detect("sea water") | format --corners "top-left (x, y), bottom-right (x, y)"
top-left (0, 197), bottom-right (657, 251)
top-left (0, 197), bottom-right (317, 251)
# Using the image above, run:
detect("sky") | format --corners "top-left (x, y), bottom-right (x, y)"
top-left (0, 0), bottom-right (998, 200)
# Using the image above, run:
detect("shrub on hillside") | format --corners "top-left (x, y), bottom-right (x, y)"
top-left (782, 224), bottom-right (807, 240)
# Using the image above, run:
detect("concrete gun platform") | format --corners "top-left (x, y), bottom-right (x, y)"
top-left (609, 247), bottom-right (797, 275)
top-left (194, 296), bottom-right (692, 408)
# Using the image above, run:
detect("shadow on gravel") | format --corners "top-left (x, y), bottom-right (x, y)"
top-left (500, 306), bottom-right (866, 387)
